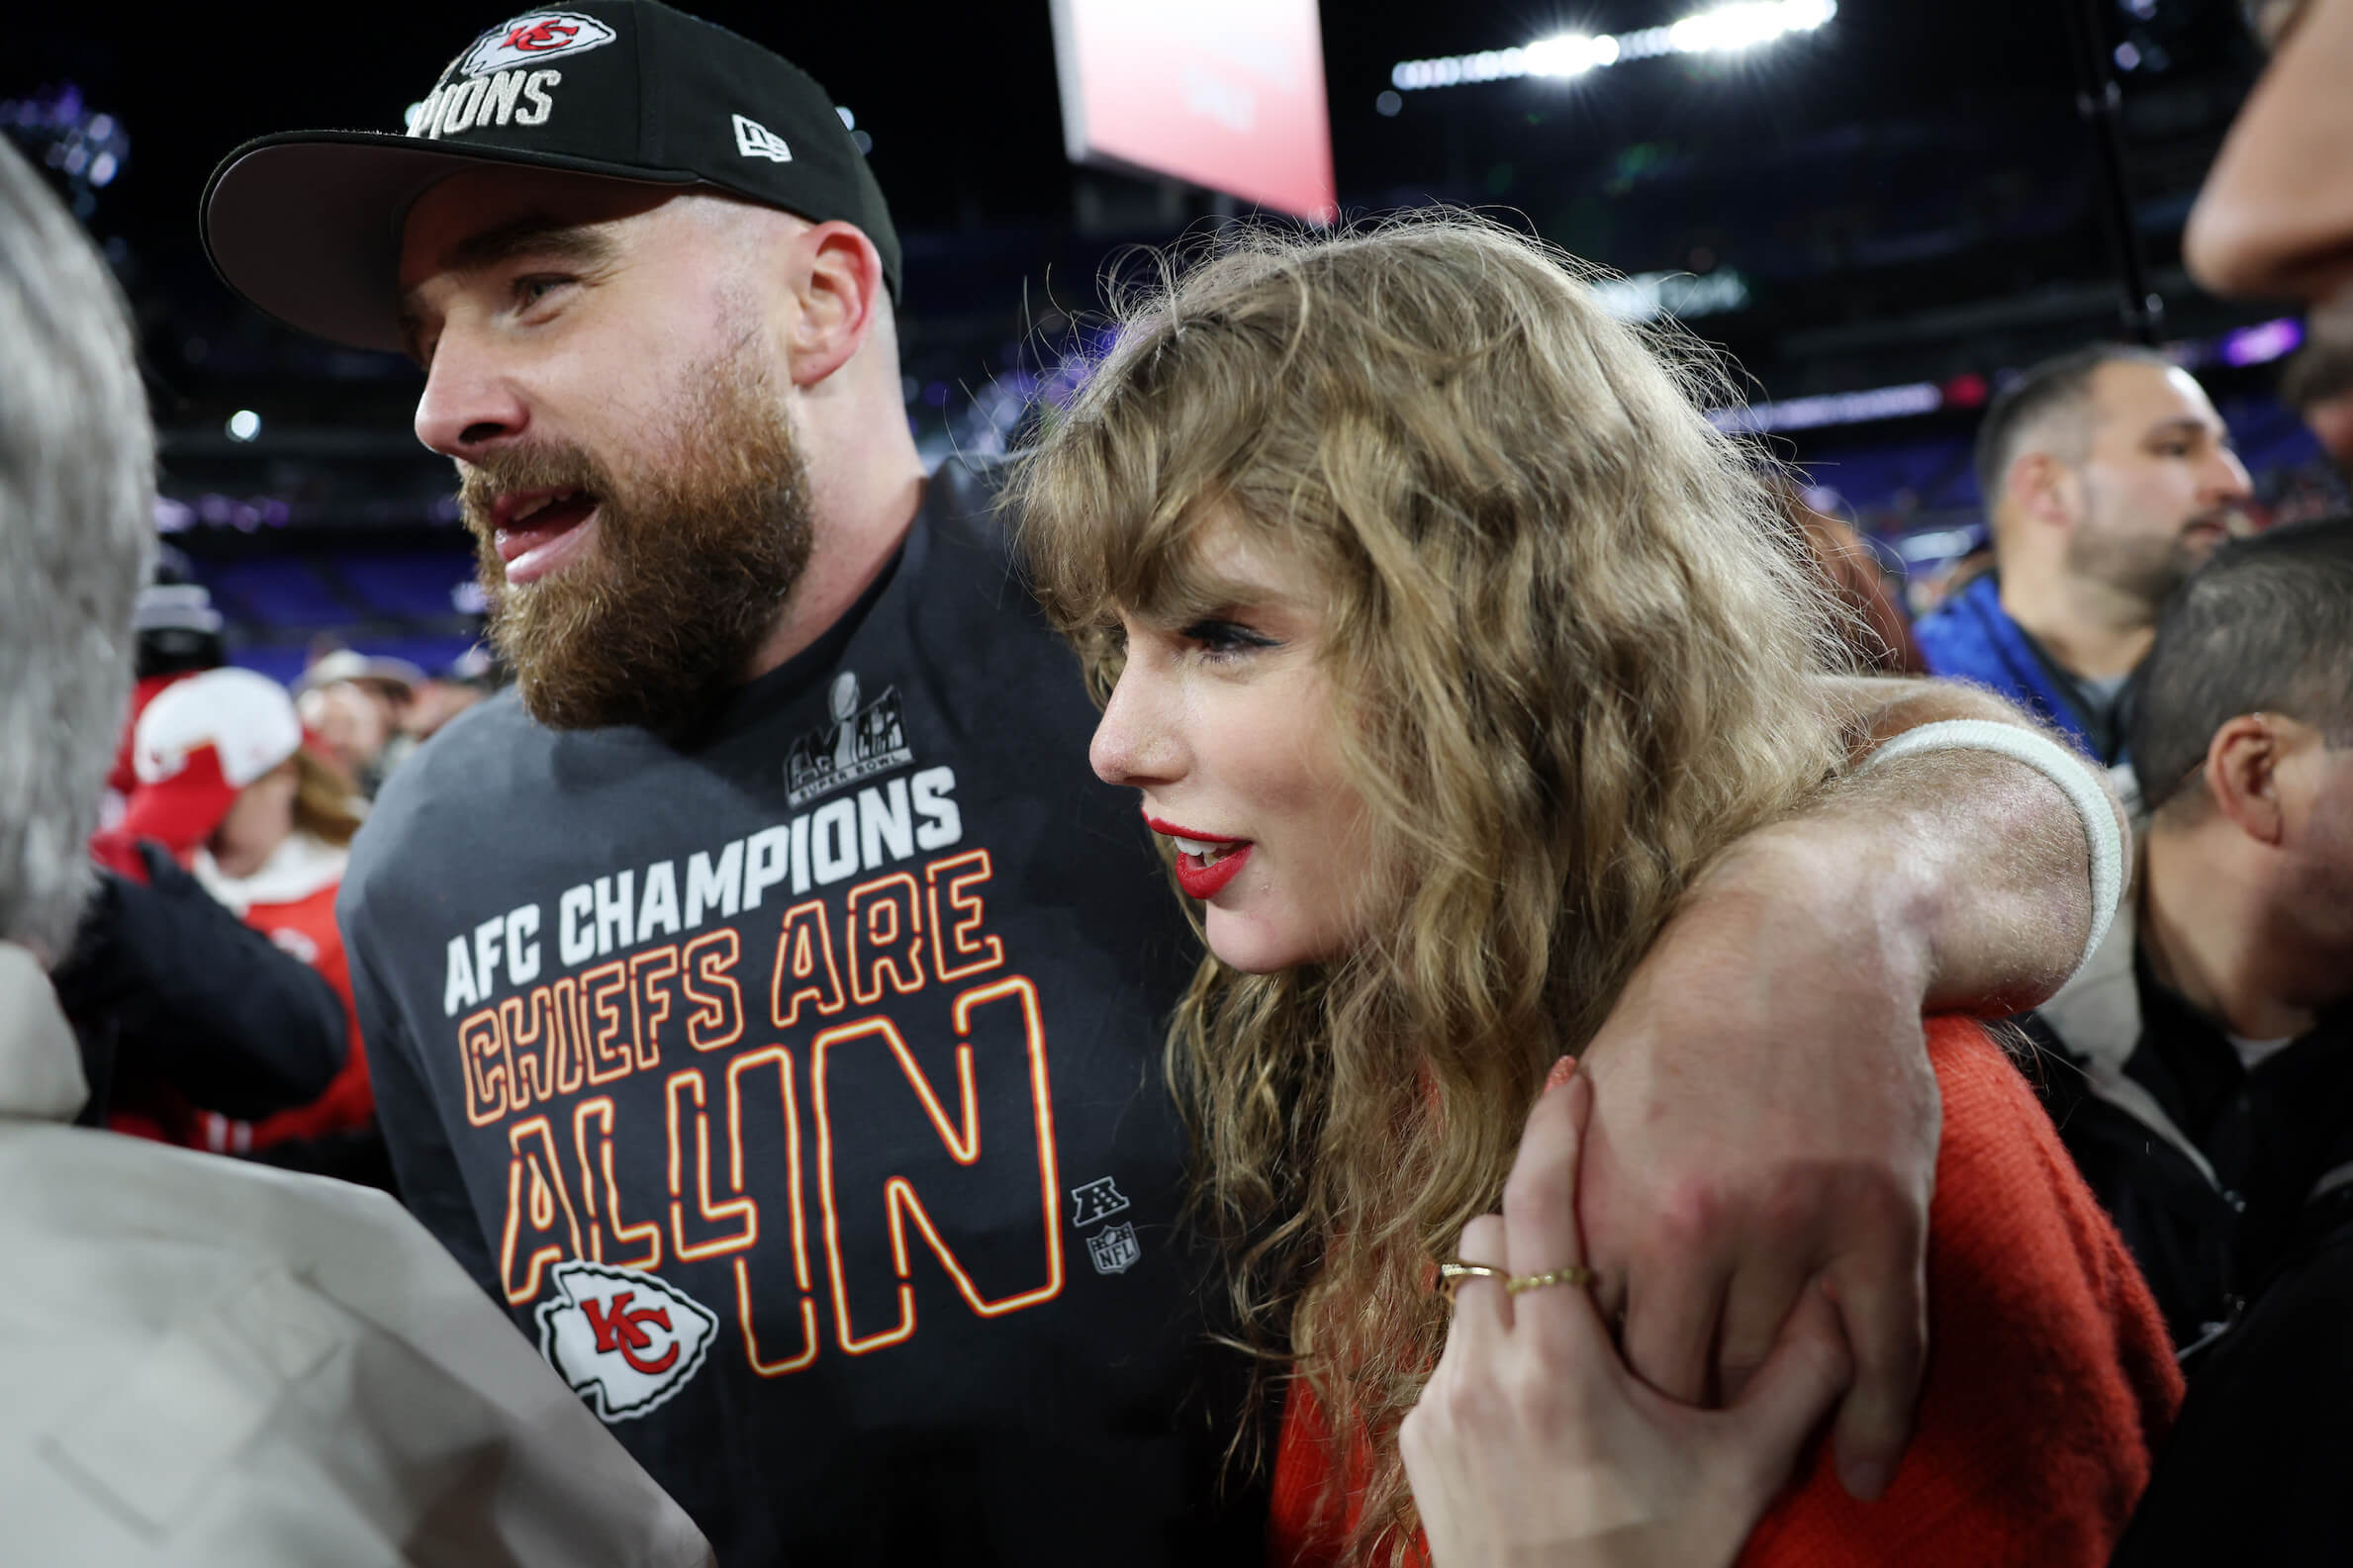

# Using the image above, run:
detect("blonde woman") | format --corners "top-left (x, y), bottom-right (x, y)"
top-left (1016, 217), bottom-right (2180, 1567)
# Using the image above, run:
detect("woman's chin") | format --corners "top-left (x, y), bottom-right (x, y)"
top-left (1203, 907), bottom-right (1336, 975)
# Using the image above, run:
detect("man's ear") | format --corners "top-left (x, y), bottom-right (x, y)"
top-left (2007, 451), bottom-right (2080, 531)
top-left (2205, 713), bottom-right (2286, 845)
top-left (785, 221), bottom-right (885, 390)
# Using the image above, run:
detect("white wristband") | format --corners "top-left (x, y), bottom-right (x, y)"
top-left (1859, 718), bottom-right (2124, 979)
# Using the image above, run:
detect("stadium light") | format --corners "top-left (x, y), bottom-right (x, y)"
top-left (226, 410), bottom-right (261, 442)
top-left (1526, 34), bottom-right (1619, 77)
top-left (1390, 0), bottom-right (1834, 93)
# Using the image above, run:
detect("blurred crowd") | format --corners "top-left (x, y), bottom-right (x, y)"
top-left (4, 0), bottom-right (2353, 1564)
top-left (62, 550), bottom-right (504, 1189)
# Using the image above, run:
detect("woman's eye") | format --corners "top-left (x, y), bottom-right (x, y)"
top-left (1180, 618), bottom-right (1277, 657)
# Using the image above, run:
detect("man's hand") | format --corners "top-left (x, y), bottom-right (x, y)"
top-left (1572, 676), bottom-right (2118, 1503)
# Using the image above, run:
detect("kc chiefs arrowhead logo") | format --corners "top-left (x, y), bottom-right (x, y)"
top-left (535, 1260), bottom-right (718, 1422)
top-left (458, 11), bottom-right (618, 77)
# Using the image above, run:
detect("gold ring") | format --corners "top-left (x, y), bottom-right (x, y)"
top-left (1507, 1265), bottom-right (1598, 1294)
top-left (1438, 1261), bottom-right (1510, 1297)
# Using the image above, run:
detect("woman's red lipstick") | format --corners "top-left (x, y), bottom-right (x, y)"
top-left (1146, 814), bottom-right (1255, 901)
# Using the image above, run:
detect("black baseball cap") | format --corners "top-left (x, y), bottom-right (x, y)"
top-left (202, 2), bottom-right (899, 355)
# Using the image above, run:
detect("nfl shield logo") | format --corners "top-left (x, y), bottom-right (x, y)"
top-left (1086, 1222), bottom-right (1141, 1275)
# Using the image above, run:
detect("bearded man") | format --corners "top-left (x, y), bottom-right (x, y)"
top-left (1916, 344), bottom-right (2255, 787)
top-left (204, 4), bottom-right (2142, 1560)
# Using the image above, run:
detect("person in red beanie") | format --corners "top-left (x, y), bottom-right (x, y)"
top-left (114, 668), bottom-right (387, 1184)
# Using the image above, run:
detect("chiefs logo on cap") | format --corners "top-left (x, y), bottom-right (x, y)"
top-left (459, 11), bottom-right (618, 77)
top-left (535, 1259), bottom-right (719, 1422)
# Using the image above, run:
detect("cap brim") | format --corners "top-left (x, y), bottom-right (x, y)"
top-left (202, 131), bottom-right (702, 356)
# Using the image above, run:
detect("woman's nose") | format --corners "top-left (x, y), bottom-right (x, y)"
top-left (1089, 658), bottom-right (1185, 789)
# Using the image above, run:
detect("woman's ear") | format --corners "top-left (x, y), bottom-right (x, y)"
top-left (784, 221), bottom-right (885, 390)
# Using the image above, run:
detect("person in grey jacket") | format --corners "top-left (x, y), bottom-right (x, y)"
top-left (0, 137), bottom-right (709, 1568)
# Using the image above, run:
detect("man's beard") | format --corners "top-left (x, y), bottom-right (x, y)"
top-left (458, 353), bottom-right (813, 734)
top-left (2067, 503), bottom-right (2232, 607)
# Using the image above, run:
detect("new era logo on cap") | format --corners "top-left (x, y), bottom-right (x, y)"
top-left (732, 113), bottom-right (792, 163)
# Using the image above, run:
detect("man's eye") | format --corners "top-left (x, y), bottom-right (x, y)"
top-left (516, 275), bottom-right (570, 306)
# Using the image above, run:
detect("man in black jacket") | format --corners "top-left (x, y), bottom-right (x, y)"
top-left (2032, 520), bottom-right (2353, 1344)
top-left (2024, 520), bottom-right (2353, 1560)
top-left (51, 842), bottom-right (347, 1133)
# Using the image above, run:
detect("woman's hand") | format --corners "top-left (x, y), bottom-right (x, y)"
top-left (1401, 1065), bottom-right (1854, 1568)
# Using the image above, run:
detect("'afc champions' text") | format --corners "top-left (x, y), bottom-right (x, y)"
top-left (431, 764), bottom-right (1087, 1381)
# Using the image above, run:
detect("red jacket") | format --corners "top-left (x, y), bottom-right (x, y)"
top-left (184, 833), bottom-right (371, 1153)
top-left (1268, 1017), bottom-right (2184, 1567)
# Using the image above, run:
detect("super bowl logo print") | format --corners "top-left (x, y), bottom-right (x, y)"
top-left (535, 1258), bottom-right (720, 1422)
top-left (786, 671), bottom-right (915, 807)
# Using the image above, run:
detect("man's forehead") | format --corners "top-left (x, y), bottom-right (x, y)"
top-left (399, 167), bottom-right (679, 281)
top-left (2089, 359), bottom-right (2224, 432)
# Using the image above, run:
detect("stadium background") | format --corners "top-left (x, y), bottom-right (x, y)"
top-left (6, 0), bottom-right (2337, 687)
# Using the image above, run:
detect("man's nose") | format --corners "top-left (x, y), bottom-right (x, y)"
top-left (2207, 443), bottom-right (2254, 502)
top-left (414, 331), bottom-right (530, 461)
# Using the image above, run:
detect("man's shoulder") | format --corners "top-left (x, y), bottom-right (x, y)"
top-left (908, 453), bottom-right (1082, 668)
top-left (915, 454), bottom-right (1022, 576)
top-left (380, 686), bottom-right (537, 802)
top-left (930, 452), bottom-right (1015, 528)
top-left (343, 690), bottom-right (544, 907)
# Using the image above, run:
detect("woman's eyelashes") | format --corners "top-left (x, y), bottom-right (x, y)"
top-left (1179, 617), bottom-right (1280, 659)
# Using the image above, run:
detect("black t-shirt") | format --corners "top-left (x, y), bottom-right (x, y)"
top-left (339, 461), bottom-right (1266, 1564)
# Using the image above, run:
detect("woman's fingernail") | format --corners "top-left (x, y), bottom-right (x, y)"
top-left (1543, 1055), bottom-right (1578, 1093)
top-left (1840, 1459), bottom-right (1890, 1501)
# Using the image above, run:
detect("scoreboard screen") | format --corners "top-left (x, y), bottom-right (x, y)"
top-left (1048, 0), bottom-right (1338, 223)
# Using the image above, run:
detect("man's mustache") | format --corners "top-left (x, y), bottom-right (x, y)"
top-left (2186, 502), bottom-right (2252, 537)
top-left (455, 450), bottom-right (609, 526)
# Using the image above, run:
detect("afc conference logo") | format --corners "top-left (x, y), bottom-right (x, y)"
top-left (787, 671), bottom-right (915, 807)
top-left (535, 1259), bottom-right (719, 1422)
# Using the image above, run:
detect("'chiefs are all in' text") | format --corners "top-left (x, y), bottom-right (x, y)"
top-left (427, 763), bottom-right (1085, 1385)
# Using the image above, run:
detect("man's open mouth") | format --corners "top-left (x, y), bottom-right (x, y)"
top-left (493, 486), bottom-right (604, 581)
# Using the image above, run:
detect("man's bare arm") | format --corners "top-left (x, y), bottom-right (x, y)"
top-left (1814, 673), bottom-right (2125, 1012)
top-left (1574, 674), bottom-right (2123, 1502)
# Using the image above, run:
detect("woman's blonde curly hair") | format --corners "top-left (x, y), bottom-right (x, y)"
top-left (1013, 211), bottom-right (1850, 1562)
